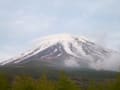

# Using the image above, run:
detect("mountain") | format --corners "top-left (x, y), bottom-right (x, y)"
top-left (0, 34), bottom-right (113, 70)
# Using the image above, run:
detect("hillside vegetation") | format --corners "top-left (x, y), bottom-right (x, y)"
top-left (0, 71), bottom-right (120, 90)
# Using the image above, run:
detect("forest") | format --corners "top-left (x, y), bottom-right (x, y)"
top-left (0, 71), bottom-right (120, 90)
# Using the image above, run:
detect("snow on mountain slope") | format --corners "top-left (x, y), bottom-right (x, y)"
top-left (0, 34), bottom-right (114, 70)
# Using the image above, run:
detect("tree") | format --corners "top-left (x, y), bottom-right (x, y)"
top-left (87, 81), bottom-right (98, 90)
top-left (0, 73), bottom-right (10, 90)
top-left (12, 75), bottom-right (35, 90)
top-left (36, 74), bottom-right (56, 90)
top-left (57, 72), bottom-right (81, 90)
top-left (111, 75), bottom-right (120, 90)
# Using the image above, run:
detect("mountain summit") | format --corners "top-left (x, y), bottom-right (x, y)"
top-left (1, 34), bottom-right (113, 70)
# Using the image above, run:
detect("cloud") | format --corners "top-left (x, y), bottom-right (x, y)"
top-left (91, 52), bottom-right (120, 71)
top-left (0, 0), bottom-right (120, 63)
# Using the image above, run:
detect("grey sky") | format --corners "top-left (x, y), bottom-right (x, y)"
top-left (0, 0), bottom-right (120, 60)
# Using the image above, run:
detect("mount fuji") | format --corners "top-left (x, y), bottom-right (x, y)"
top-left (0, 34), bottom-right (115, 70)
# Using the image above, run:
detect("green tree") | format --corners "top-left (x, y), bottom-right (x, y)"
top-left (36, 74), bottom-right (56, 90)
top-left (110, 75), bottom-right (120, 90)
top-left (0, 73), bottom-right (10, 90)
top-left (12, 75), bottom-right (35, 90)
top-left (87, 81), bottom-right (98, 90)
top-left (57, 72), bottom-right (81, 90)
top-left (87, 79), bottom-right (119, 90)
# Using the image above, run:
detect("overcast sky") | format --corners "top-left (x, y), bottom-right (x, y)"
top-left (0, 0), bottom-right (120, 60)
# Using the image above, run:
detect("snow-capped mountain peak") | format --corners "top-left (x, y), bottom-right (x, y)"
top-left (33, 34), bottom-right (87, 48)
top-left (0, 34), bottom-right (113, 70)
top-left (31, 34), bottom-right (88, 56)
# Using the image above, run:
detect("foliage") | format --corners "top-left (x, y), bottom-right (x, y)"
top-left (36, 74), bottom-right (56, 90)
top-left (0, 73), bottom-right (10, 90)
top-left (0, 72), bottom-right (120, 90)
top-left (57, 72), bottom-right (81, 90)
top-left (12, 75), bottom-right (35, 90)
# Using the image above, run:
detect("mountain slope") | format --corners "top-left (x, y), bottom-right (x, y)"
top-left (0, 34), bottom-right (113, 70)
